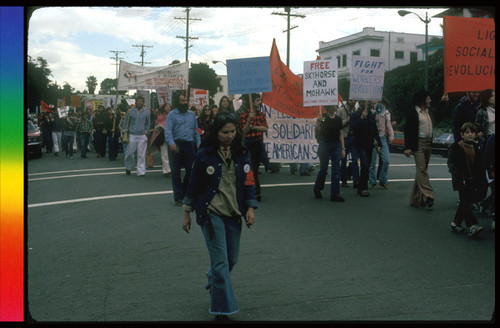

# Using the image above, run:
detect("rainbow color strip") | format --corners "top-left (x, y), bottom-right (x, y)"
top-left (0, 6), bottom-right (24, 322)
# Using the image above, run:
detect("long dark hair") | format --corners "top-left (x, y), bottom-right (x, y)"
top-left (202, 112), bottom-right (244, 154)
top-left (218, 95), bottom-right (235, 113)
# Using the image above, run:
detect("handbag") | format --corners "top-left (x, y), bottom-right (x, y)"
top-left (120, 109), bottom-right (131, 144)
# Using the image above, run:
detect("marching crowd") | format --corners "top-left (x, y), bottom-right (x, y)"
top-left (31, 88), bottom-right (494, 320)
top-left (33, 89), bottom-right (495, 237)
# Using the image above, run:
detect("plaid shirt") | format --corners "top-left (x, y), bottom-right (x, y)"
top-left (75, 119), bottom-right (93, 134)
top-left (239, 108), bottom-right (268, 140)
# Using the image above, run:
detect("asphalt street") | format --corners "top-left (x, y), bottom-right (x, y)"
top-left (26, 148), bottom-right (495, 323)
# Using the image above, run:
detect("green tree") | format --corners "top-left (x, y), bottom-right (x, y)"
top-left (86, 75), bottom-right (98, 94)
top-left (27, 55), bottom-right (52, 111)
top-left (188, 63), bottom-right (221, 103)
top-left (99, 78), bottom-right (116, 94)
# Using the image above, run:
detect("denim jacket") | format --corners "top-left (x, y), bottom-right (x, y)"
top-left (183, 144), bottom-right (258, 225)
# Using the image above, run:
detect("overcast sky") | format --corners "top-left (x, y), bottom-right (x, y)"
top-left (28, 6), bottom-right (448, 94)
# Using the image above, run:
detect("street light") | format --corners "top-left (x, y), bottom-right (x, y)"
top-left (212, 60), bottom-right (226, 67)
top-left (398, 10), bottom-right (431, 90)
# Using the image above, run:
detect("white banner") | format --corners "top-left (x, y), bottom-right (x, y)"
top-left (117, 60), bottom-right (189, 91)
top-left (349, 55), bottom-right (385, 101)
top-left (262, 103), bottom-right (320, 163)
top-left (303, 59), bottom-right (338, 107)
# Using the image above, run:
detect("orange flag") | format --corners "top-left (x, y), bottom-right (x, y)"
top-left (262, 39), bottom-right (320, 118)
top-left (40, 100), bottom-right (55, 112)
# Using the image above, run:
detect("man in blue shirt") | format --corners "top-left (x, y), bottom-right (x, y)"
top-left (165, 94), bottom-right (201, 206)
top-left (123, 95), bottom-right (151, 176)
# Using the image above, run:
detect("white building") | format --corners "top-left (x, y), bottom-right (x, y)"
top-left (316, 27), bottom-right (441, 80)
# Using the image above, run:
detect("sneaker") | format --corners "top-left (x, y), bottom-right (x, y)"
top-left (379, 182), bottom-right (390, 189)
top-left (330, 195), bottom-right (345, 202)
top-left (371, 184), bottom-right (377, 189)
top-left (451, 223), bottom-right (465, 233)
top-left (341, 182), bottom-right (348, 187)
top-left (300, 172), bottom-right (311, 176)
top-left (468, 225), bottom-right (483, 237)
top-left (175, 200), bottom-right (183, 207)
top-left (126, 170), bottom-right (131, 175)
top-left (314, 189), bottom-right (323, 199)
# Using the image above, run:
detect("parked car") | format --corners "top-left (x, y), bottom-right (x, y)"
top-left (432, 133), bottom-right (454, 157)
top-left (389, 130), bottom-right (405, 152)
top-left (27, 120), bottom-right (43, 158)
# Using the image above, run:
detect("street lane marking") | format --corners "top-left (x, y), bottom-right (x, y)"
top-left (27, 164), bottom-right (448, 181)
top-left (28, 178), bottom-right (451, 208)
top-left (28, 190), bottom-right (173, 208)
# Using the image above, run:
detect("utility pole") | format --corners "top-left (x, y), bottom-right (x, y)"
top-left (272, 7), bottom-right (305, 67)
top-left (110, 50), bottom-right (125, 110)
top-left (132, 44), bottom-right (153, 66)
top-left (175, 7), bottom-right (201, 62)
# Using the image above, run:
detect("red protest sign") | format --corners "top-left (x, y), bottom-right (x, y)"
top-left (444, 16), bottom-right (495, 94)
top-left (262, 39), bottom-right (320, 118)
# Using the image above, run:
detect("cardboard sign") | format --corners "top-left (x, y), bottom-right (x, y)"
top-left (349, 55), bottom-right (385, 101)
top-left (189, 88), bottom-right (209, 110)
top-left (226, 56), bottom-right (272, 94)
top-left (262, 39), bottom-right (320, 118)
top-left (303, 59), bottom-right (338, 106)
top-left (262, 103), bottom-right (319, 163)
top-left (444, 16), bottom-right (495, 93)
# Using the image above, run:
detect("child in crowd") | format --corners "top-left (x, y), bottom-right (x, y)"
top-left (447, 122), bottom-right (488, 237)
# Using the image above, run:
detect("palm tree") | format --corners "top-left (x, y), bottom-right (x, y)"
top-left (86, 76), bottom-right (98, 94)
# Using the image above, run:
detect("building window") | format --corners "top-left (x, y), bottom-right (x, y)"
top-left (337, 56), bottom-right (341, 67)
top-left (410, 52), bottom-right (418, 64)
top-left (395, 51), bottom-right (404, 59)
top-left (353, 50), bottom-right (360, 56)
top-left (370, 49), bottom-right (380, 57)
top-left (397, 37), bottom-right (404, 43)
top-left (342, 54), bottom-right (347, 67)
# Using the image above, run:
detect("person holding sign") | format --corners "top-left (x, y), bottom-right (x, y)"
top-left (239, 93), bottom-right (268, 202)
top-left (351, 101), bottom-right (381, 197)
top-left (313, 105), bottom-right (346, 202)
top-left (181, 112), bottom-right (257, 320)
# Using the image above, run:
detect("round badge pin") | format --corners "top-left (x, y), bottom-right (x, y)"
top-left (206, 166), bottom-right (215, 175)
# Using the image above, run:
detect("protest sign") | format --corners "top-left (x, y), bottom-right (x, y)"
top-left (117, 60), bottom-right (188, 91)
top-left (57, 106), bottom-right (69, 118)
top-left (261, 103), bottom-right (319, 163)
top-left (57, 98), bottom-right (65, 109)
top-left (70, 95), bottom-right (81, 108)
top-left (226, 56), bottom-right (272, 95)
top-left (156, 87), bottom-right (173, 108)
top-left (262, 39), bottom-right (320, 118)
top-left (189, 88), bottom-right (209, 110)
top-left (443, 16), bottom-right (495, 93)
top-left (303, 59), bottom-right (338, 106)
top-left (349, 55), bottom-right (385, 101)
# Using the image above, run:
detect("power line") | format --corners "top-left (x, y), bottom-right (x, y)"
top-left (271, 7), bottom-right (306, 67)
top-left (175, 7), bottom-right (201, 62)
top-left (109, 50), bottom-right (125, 106)
top-left (132, 44), bottom-right (153, 66)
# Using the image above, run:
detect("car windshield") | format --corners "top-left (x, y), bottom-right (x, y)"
top-left (28, 121), bottom-right (37, 130)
